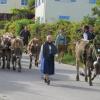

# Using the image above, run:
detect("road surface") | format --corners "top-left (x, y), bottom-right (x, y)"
top-left (0, 54), bottom-right (100, 100)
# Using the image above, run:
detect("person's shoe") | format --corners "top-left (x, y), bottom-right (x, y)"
top-left (44, 78), bottom-right (47, 83)
top-left (47, 80), bottom-right (50, 85)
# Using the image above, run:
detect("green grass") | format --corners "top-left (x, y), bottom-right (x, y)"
top-left (61, 53), bottom-right (76, 65)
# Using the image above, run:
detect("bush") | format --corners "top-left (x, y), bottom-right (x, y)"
top-left (0, 21), bottom-right (8, 29)
top-left (62, 53), bottom-right (76, 65)
top-left (0, 29), bottom-right (5, 35)
top-left (11, 8), bottom-right (34, 20)
top-left (5, 19), bottom-right (34, 36)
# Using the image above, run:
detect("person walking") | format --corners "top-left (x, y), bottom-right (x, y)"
top-left (39, 35), bottom-right (57, 85)
top-left (20, 26), bottom-right (31, 46)
top-left (55, 29), bottom-right (67, 63)
top-left (20, 26), bottom-right (31, 53)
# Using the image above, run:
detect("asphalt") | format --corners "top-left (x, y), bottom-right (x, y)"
top-left (0, 54), bottom-right (100, 100)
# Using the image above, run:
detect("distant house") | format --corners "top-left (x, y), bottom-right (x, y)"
top-left (0, 0), bottom-right (28, 20)
top-left (35, 0), bottom-right (96, 23)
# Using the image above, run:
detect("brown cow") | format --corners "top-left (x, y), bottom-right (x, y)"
top-left (27, 37), bottom-right (41, 69)
top-left (0, 36), bottom-right (5, 68)
top-left (75, 39), bottom-right (96, 86)
top-left (92, 34), bottom-right (100, 79)
top-left (11, 37), bottom-right (23, 72)
top-left (1, 34), bottom-right (12, 69)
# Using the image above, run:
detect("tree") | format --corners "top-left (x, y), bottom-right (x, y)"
top-left (96, 0), bottom-right (100, 6)
top-left (12, 8), bottom-right (34, 19)
top-left (28, 0), bottom-right (35, 9)
top-left (92, 0), bottom-right (100, 17)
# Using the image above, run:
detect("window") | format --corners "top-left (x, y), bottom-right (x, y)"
top-left (89, 0), bottom-right (96, 4)
top-left (59, 15), bottom-right (70, 20)
top-left (21, 0), bottom-right (28, 5)
top-left (0, 0), bottom-right (7, 4)
top-left (55, 0), bottom-right (61, 1)
top-left (55, 0), bottom-right (76, 3)
top-left (70, 0), bottom-right (76, 2)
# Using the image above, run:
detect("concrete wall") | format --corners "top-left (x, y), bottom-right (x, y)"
top-left (45, 0), bottom-right (95, 22)
top-left (35, 0), bottom-right (96, 23)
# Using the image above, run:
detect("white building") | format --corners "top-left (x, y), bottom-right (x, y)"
top-left (0, 0), bottom-right (28, 19)
top-left (35, 0), bottom-right (96, 23)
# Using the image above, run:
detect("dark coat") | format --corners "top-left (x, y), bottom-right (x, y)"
top-left (87, 32), bottom-right (95, 40)
top-left (43, 42), bottom-right (57, 75)
top-left (20, 29), bottom-right (30, 45)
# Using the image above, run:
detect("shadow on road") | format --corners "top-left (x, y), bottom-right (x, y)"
top-left (51, 83), bottom-right (100, 93)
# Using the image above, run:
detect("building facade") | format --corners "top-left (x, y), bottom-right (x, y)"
top-left (0, 0), bottom-right (28, 20)
top-left (35, 0), bottom-right (96, 23)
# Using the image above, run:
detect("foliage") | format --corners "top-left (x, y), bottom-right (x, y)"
top-left (96, 0), bottom-right (100, 6)
top-left (94, 17), bottom-right (100, 34)
top-left (28, 0), bottom-right (35, 9)
top-left (0, 29), bottom-right (5, 35)
top-left (92, 0), bottom-right (100, 17)
top-left (0, 21), bottom-right (8, 29)
top-left (61, 53), bottom-right (76, 65)
top-left (92, 7), bottom-right (100, 17)
top-left (11, 8), bottom-right (34, 20)
top-left (5, 19), bottom-right (34, 36)
top-left (82, 15), bottom-right (96, 26)
top-left (11, 0), bottom-right (35, 20)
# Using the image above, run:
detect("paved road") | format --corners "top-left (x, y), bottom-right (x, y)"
top-left (0, 54), bottom-right (100, 100)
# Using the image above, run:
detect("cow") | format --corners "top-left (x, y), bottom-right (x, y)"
top-left (11, 37), bottom-right (23, 72)
top-left (91, 34), bottom-right (100, 81)
top-left (27, 37), bottom-right (41, 69)
top-left (75, 39), bottom-right (96, 86)
top-left (1, 34), bottom-right (12, 69)
top-left (0, 36), bottom-right (5, 68)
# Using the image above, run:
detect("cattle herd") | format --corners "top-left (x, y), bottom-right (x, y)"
top-left (0, 33), bottom-right (100, 86)
top-left (0, 33), bottom-right (41, 72)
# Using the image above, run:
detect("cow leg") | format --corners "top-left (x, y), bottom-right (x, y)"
top-left (76, 60), bottom-right (80, 81)
top-left (13, 61), bottom-right (16, 71)
top-left (2, 57), bottom-right (5, 69)
top-left (84, 65), bottom-right (88, 82)
top-left (35, 59), bottom-right (38, 67)
top-left (91, 74), bottom-right (97, 81)
top-left (88, 67), bottom-right (93, 86)
top-left (91, 67), bottom-right (97, 81)
top-left (58, 53), bottom-right (61, 63)
top-left (0, 58), bottom-right (1, 66)
top-left (91, 62), bottom-right (99, 81)
top-left (18, 58), bottom-right (21, 72)
top-left (35, 55), bottom-right (38, 67)
top-left (29, 55), bottom-right (32, 69)
top-left (12, 55), bottom-right (16, 71)
top-left (7, 55), bottom-right (10, 69)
